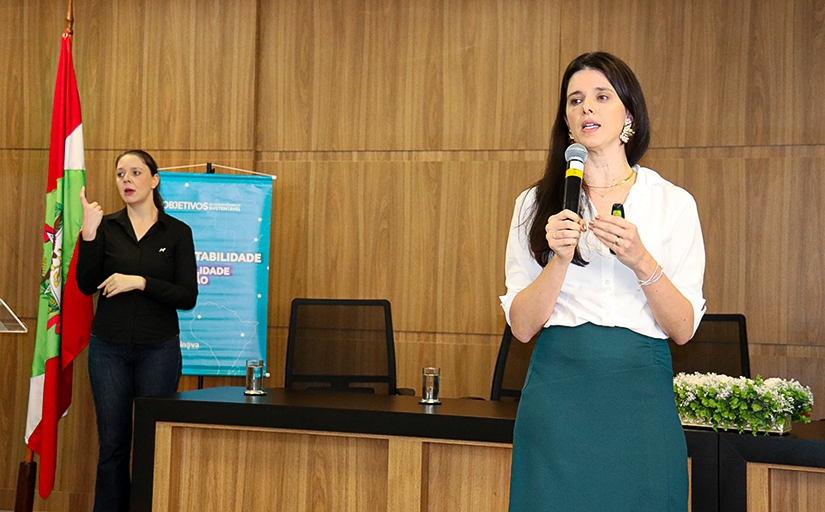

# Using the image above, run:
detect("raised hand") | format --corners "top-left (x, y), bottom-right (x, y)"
top-left (80, 186), bottom-right (104, 241)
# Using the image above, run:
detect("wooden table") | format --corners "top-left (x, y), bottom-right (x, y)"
top-left (131, 386), bottom-right (823, 512)
top-left (132, 387), bottom-right (518, 511)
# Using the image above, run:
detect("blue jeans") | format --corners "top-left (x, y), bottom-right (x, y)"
top-left (88, 334), bottom-right (181, 512)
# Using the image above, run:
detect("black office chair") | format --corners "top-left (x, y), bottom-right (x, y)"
top-left (284, 298), bottom-right (413, 395)
top-left (668, 313), bottom-right (750, 378)
top-left (490, 324), bottom-right (537, 401)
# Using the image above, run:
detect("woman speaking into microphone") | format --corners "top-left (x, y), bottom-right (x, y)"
top-left (500, 52), bottom-right (706, 511)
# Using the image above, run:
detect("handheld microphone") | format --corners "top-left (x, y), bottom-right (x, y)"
top-left (563, 143), bottom-right (588, 215)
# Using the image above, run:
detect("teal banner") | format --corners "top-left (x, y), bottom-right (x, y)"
top-left (160, 172), bottom-right (272, 376)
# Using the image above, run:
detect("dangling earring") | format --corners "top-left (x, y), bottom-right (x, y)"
top-left (619, 119), bottom-right (635, 144)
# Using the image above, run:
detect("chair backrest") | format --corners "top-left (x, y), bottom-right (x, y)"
top-left (285, 298), bottom-right (398, 394)
top-left (668, 313), bottom-right (750, 378)
top-left (490, 324), bottom-right (537, 401)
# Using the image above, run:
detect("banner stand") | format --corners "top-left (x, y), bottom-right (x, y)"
top-left (159, 163), bottom-right (274, 383)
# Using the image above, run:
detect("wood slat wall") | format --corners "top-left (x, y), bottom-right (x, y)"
top-left (1, 0), bottom-right (824, 509)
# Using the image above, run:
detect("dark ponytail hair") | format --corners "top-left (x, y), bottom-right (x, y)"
top-left (527, 52), bottom-right (650, 267)
top-left (115, 149), bottom-right (165, 212)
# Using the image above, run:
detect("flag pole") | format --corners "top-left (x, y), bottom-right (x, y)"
top-left (66, 0), bottom-right (74, 34)
top-left (15, 452), bottom-right (36, 512)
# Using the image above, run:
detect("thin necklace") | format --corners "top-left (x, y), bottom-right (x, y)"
top-left (584, 169), bottom-right (635, 198)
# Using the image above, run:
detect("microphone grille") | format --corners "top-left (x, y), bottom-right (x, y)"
top-left (565, 143), bottom-right (588, 164)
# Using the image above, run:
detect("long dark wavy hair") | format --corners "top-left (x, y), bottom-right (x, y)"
top-left (527, 52), bottom-right (650, 267)
top-left (115, 149), bottom-right (165, 213)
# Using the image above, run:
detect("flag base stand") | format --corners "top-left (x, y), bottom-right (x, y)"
top-left (14, 448), bottom-right (36, 512)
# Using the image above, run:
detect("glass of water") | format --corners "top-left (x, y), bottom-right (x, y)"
top-left (244, 359), bottom-right (266, 395)
top-left (420, 366), bottom-right (441, 404)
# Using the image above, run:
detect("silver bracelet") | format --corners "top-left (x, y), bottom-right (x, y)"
top-left (637, 264), bottom-right (664, 290)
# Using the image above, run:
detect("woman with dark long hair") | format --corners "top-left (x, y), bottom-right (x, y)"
top-left (76, 150), bottom-right (198, 511)
top-left (500, 53), bottom-right (705, 511)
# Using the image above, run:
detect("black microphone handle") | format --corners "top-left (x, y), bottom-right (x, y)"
top-left (562, 173), bottom-right (582, 215)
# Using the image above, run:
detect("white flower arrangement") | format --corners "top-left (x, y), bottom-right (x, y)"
top-left (673, 372), bottom-right (814, 435)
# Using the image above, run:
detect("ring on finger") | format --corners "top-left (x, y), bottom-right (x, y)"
top-left (614, 236), bottom-right (620, 246)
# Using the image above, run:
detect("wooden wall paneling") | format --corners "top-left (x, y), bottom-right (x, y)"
top-left (359, 0), bottom-right (439, 151)
top-left (305, 0), bottom-right (369, 150)
top-left (265, 326), bottom-right (288, 387)
top-left (434, 160), bottom-right (540, 334)
top-left (768, 465), bottom-right (825, 511)
top-left (0, 0), bottom-right (24, 148)
top-left (150, 423), bottom-right (174, 509)
top-left (627, 0), bottom-right (694, 150)
top-left (747, 463), bottom-right (825, 512)
top-left (743, 157), bottom-right (792, 346)
top-left (434, 161), bottom-right (501, 333)
top-left (0, 1), bottom-right (32, 149)
top-left (387, 437), bottom-right (425, 512)
top-left (256, 0), bottom-right (316, 151)
top-left (74, 0), bottom-right (145, 150)
top-left (742, 0), bottom-right (794, 146)
top-left (167, 426), bottom-right (389, 512)
top-left (0, 0), bottom-right (62, 150)
top-left (397, 162), bottom-right (444, 331)
top-left (294, 0), bottom-right (446, 151)
top-left (679, 156), bottom-right (748, 315)
top-left (786, 156), bottom-right (825, 346)
top-left (398, 0), bottom-right (446, 150)
top-left (681, 0), bottom-right (751, 147)
top-left (304, 161), bottom-right (403, 300)
top-left (747, 463), bottom-right (770, 512)
top-left (186, 2), bottom-right (257, 150)
top-left (426, 442), bottom-right (511, 511)
top-left (0, 150), bottom-right (49, 319)
top-left (793, 0), bottom-right (825, 145)
top-left (104, 0), bottom-right (259, 151)
top-left (442, 0), bottom-right (559, 150)
top-left (154, 150), bottom-right (256, 172)
top-left (0, 331), bottom-right (37, 494)
top-left (260, 0), bottom-right (447, 151)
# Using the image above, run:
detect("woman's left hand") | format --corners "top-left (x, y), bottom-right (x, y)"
top-left (588, 215), bottom-right (649, 272)
top-left (98, 273), bottom-right (147, 297)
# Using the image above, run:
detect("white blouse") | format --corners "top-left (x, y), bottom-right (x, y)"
top-left (500, 165), bottom-right (706, 340)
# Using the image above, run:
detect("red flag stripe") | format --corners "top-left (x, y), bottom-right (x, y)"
top-left (47, 31), bottom-right (82, 192)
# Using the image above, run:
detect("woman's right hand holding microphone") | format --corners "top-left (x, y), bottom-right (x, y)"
top-left (80, 186), bottom-right (103, 241)
top-left (545, 209), bottom-right (586, 263)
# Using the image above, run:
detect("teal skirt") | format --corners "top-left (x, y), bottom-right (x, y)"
top-left (508, 323), bottom-right (688, 512)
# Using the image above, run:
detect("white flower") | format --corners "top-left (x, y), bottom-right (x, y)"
top-left (673, 372), bottom-right (814, 434)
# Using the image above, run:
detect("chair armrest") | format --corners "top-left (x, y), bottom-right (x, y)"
top-left (396, 387), bottom-right (416, 396)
